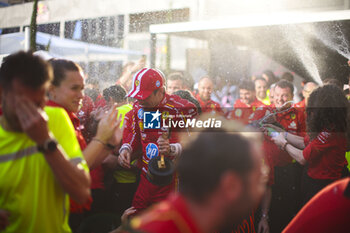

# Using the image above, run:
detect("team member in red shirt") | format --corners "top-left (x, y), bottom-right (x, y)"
top-left (252, 80), bottom-right (306, 180)
top-left (195, 76), bottom-right (223, 115)
top-left (270, 84), bottom-right (348, 204)
top-left (251, 80), bottom-right (306, 233)
top-left (118, 68), bottom-right (197, 213)
top-left (294, 82), bottom-right (318, 109)
top-left (118, 124), bottom-right (267, 233)
top-left (227, 80), bottom-right (265, 125)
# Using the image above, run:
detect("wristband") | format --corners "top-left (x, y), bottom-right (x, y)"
top-left (92, 137), bottom-right (106, 145)
top-left (106, 143), bottom-right (116, 151)
top-left (282, 141), bottom-right (289, 151)
top-left (37, 138), bottom-right (58, 153)
top-left (169, 143), bottom-right (182, 157)
top-left (284, 132), bottom-right (288, 140)
top-left (261, 213), bottom-right (269, 219)
top-left (92, 138), bottom-right (116, 151)
top-left (119, 143), bottom-right (132, 154)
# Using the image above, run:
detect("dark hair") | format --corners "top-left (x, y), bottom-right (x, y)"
top-left (49, 58), bottom-right (82, 87)
top-left (275, 80), bottom-right (294, 94)
top-left (306, 85), bottom-right (348, 139)
top-left (281, 72), bottom-right (294, 83)
top-left (103, 85), bottom-right (127, 103)
top-left (323, 78), bottom-right (342, 89)
top-left (173, 90), bottom-right (202, 114)
top-left (178, 128), bottom-right (255, 203)
top-left (0, 51), bottom-right (52, 89)
top-left (167, 72), bottom-right (184, 82)
top-left (239, 80), bottom-right (255, 91)
top-left (254, 77), bottom-right (267, 84)
top-left (263, 70), bottom-right (279, 86)
top-left (85, 88), bottom-right (99, 102)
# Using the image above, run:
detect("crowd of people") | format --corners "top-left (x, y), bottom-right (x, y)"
top-left (0, 51), bottom-right (349, 233)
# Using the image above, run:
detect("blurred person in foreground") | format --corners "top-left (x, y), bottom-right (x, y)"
top-left (0, 51), bottom-right (91, 232)
top-left (282, 177), bottom-right (350, 233)
top-left (116, 120), bottom-right (267, 233)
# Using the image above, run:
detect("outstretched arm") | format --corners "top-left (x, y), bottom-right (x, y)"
top-left (83, 106), bottom-right (122, 169)
top-left (271, 133), bottom-right (306, 165)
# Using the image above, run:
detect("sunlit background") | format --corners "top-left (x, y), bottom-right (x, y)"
top-left (1, 0), bottom-right (350, 89)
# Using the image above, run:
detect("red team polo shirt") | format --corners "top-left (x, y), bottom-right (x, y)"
top-left (227, 98), bottom-right (265, 125)
top-left (294, 99), bottom-right (305, 108)
top-left (303, 130), bottom-right (347, 180)
top-left (195, 94), bottom-right (224, 115)
top-left (94, 94), bottom-right (107, 109)
top-left (250, 105), bottom-right (306, 184)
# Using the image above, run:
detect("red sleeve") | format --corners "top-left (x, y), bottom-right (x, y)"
top-left (173, 101), bottom-right (198, 139)
top-left (79, 95), bottom-right (95, 128)
top-left (304, 135), bottom-right (310, 146)
top-left (183, 102), bottom-right (198, 119)
top-left (215, 102), bottom-right (224, 115)
top-left (122, 110), bottom-right (141, 153)
top-left (249, 107), bottom-right (270, 122)
top-left (296, 109), bottom-right (306, 136)
top-left (303, 132), bottom-right (330, 162)
top-left (95, 96), bottom-right (106, 108)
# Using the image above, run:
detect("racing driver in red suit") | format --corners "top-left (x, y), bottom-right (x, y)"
top-left (118, 68), bottom-right (197, 214)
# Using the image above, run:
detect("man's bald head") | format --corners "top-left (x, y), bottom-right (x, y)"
top-left (304, 82), bottom-right (318, 91)
top-left (303, 82), bottom-right (318, 106)
top-left (198, 76), bottom-right (214, 101)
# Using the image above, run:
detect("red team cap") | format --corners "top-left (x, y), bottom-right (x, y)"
top-left (127, 68), bottom-right (164, 100)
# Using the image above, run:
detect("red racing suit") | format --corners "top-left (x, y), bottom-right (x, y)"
top-left (121, 94), bottom-right (197, 211)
